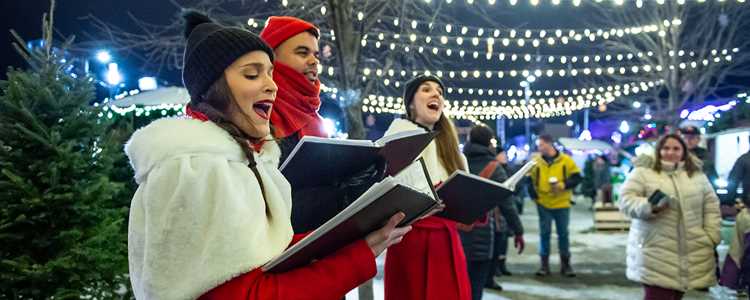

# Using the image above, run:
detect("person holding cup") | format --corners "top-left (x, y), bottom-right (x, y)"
top-left (528, 134), bottom-right (583, 277)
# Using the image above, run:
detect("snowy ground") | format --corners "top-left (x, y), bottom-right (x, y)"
top-left (346, 196), bottom-right (714, 300)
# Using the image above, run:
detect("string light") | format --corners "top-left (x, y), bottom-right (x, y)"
top-left (358, 54), bottom-right (732, 80)
top-left (361, 81), bottom-right (656, 119)
top-left (105, 103), bottom-right (186, 118)
top-left (362, 17), bottom-right (679, 46)
top-left (360, 35), bottom-right (734, 66)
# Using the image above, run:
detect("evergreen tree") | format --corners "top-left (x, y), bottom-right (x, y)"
top-left (0, 1), bottom-right (131, 298)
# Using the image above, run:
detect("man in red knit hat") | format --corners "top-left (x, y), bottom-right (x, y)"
top-left (260, 16), bottom-right (325, 140)
top-left (261, 16), bottom-right (384, 234)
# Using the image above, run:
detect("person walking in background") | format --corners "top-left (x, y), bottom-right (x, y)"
top-left (583, 155), bottom-right (613, 209)
top-left (489, 146), bottom-right (525, 281)
top-left (720, 196), bottom-right (750, 297)
top-left (726, 145), bottom-right (750, 206)
top-left (460, 125), bottom-right (525, 299)
top-left (528, 134), bottom-right (582, 277)
top-left (680, 125), bottom-right (717, 181)
top-left (619, 134), bottom-right (720, 300)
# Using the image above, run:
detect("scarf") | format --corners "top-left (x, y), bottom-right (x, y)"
top-left (270, 62), bottom-right (326, 139)
top-left (660, 160), bottom-right (685, 172)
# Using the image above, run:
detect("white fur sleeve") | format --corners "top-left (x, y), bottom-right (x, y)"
top-left (128, 155), bottom-right (293, 300)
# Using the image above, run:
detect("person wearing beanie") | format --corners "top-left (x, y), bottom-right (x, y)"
top-left (459, 125), bottom-right (524, 300)
top-left (381, 75), bottom-right (471, 300)
top-left (260, 16), bottom-right (385, 234)
top-left (680, 125), bottom-right (717, 181)
top-left (124, 11), bottom-right (410, 300)
top-left (488, 145), bottom-right (526, 283)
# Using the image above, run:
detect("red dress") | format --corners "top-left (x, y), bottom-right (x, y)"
top-left (384, 216), bottom-right (472, 300)
top-left (200, 234), bottom-right (376, 300)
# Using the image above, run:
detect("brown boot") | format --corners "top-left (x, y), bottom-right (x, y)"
top-left (560, 255), bottom-right (576, 277)
top-left (535, 255), bottom-right (550, 276)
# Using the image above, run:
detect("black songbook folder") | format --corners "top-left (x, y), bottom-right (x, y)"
top-left (263, 159), bottom-right (439, 273)
top-left (279, 130), bottom-right (437, 189)
top-left (436, 160), bottom-right (536, 224)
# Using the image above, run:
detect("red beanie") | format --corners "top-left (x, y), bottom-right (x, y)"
top-left (260, 16), bottom-right (320, 49)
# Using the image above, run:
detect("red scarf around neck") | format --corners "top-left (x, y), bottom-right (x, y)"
top-left (270, 62), bottom-right (326, 139)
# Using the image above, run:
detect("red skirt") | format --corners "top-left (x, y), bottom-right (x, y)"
top-left (384, 216), bottom-right (471, 300)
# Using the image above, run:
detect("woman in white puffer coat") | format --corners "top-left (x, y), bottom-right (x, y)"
top-left (619, 133), bottom-right (721, 300)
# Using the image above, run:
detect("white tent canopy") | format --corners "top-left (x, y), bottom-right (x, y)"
top-left (109, 87), bottom-right (189, 107)
top-left (557, 137), bottom-right (614, 152)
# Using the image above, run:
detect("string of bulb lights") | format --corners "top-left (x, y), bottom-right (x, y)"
top-left (341, 52), bottom-right (736, 82)
top-left (360, 79), bottom-right (657, 119)
top-left (359, 35), bottom-right (733, 65)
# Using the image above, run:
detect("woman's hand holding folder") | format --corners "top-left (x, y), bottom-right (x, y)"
top-left (366, 212), bottom-right (413, 256)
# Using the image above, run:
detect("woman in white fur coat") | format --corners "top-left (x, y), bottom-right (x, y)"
top-left (124, 11), bottom-right (410, 300)
top-left (619, 133), bottom-right (720, 300)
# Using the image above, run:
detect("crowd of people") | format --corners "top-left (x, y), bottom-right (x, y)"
top-left (120, 10), bottom-right (750, 300)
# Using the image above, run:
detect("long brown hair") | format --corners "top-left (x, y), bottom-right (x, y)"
top-left (408, 111), bottom-right (465, 174)
top-left (653, 133), bottom-right (699, 177)
top-left (190, 76), bottom-right (270, 202)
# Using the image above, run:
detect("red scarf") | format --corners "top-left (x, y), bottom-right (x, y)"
top-left (270, 62), bottom-right (326, 139)
top-left (185, 104), bottom-right (265, 153)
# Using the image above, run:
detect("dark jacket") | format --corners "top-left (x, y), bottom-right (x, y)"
top-left (459, 142), bottom-right (524, 261)
top-left (278, 134), bottom-right (383, 233)
top-left (582, 158), bottom-right (611, 199)
top-left (692, 146), bottom-right (718, 181)
top-left (727, 151), bottom-right (750, 205)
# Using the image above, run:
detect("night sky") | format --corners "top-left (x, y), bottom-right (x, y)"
top-left (1, 1), bottom-right (178, 78)
top-left (2, 1), bottom-right (748, 140)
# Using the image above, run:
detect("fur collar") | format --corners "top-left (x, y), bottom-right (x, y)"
top-left (125, 117), bottom-right (280, 183)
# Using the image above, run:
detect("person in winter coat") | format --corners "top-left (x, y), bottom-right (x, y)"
top-left (680, 125), bottom-right (717, 181)
top-left (619, 133), bottom-right (721, 300)
top-left (460, 125), bottom-right (525, 300)
top-left (583, 155), bottom-right (612, 209)
top-left (259, 16), bottom-right (383, 233)
top-left (125, 12), bottom-right (411, 300)
top-left (720, 203), bottom-right (750, 297)
top-left (528, 134), bottom-right (582, 277)
top-left (383, 75), bottom-right (472, 300)
top-left (726, 146), bottom-right (750, 206)
top-left (490, 148), bottom-right (524, 280)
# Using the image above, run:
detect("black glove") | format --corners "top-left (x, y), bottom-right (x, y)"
top-left (648, 189), bottom-right (669, 206)
top-left (335, 158), bottom-right (387, 208)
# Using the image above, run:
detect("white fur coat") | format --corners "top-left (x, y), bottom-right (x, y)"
top-left (125, 118), bottom-right (294, 300)
top-left (384, 118), bottom-right (467, 185)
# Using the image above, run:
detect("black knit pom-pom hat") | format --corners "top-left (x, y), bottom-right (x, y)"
top-left (402, 75), bottom-right (446, 118)
top-left (181, 10), bottom-right (274, 101)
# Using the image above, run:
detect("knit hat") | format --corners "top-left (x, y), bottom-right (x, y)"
top-left (469, 125), bottom-right (494, 147)
top-left (680, 125), bottom-right (701, 136)
top-left (403, 75), bottom-right (446, 118)
top-left (259, 16), bottom-right (320, 49)
top-left (181, 10), bottom-right (274, 101)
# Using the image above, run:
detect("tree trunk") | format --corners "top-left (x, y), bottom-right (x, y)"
top-left (328, 0), bottom-right (367, 139)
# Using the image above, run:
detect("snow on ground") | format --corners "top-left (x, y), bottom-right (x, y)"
top-left (346, 196), bottom-right (715, 299)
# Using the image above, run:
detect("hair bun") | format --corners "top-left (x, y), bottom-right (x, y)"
top-left (182, 9), bottom-right (213, 38)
